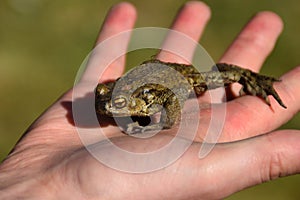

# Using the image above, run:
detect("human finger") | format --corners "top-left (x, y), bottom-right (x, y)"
top-left (215, 65), bottom-right (300, 141)
top-left (156, 1), bottom-right (211, 63)
top-left (206, 11), bottom-right (283, 108)
top-left (220, 11), bottom-right (283, 72)
top-left (80, 2), bottom-right (137, 83)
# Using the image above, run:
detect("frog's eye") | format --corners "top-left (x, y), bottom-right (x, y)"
top-left (142, 88), bottom-right (150, 94)
top-left (112, 97), bottom-right (127, 108)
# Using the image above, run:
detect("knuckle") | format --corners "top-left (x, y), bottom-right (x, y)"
top-left (268, 151), bottom-right (285, 180)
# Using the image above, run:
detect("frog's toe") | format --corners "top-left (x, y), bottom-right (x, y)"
top-left (125, 123), bottom-right (164, 135)
top-left (264, 83), bottom-right (287, 108)
top-left (258, 77), bottom-right (287, 108)
top-left (242, 75), bottom-right (286, 109)
top-left (238, 87), bottom-right (246, 96)
top-left (260, 89), bottom-right (271, 106)
top-left (126, 122), bottom-right (143, 134)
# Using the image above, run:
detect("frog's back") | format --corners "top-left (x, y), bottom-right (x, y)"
top-left (117, 60), bottom-right (194, 94)
top-left (143, 59), bottom-right (199, 77)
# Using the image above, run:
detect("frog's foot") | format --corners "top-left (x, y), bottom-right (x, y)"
top-left (239, 72), bottom-right (287, 109)
top-left (125, 122), bottom-right (164, 135)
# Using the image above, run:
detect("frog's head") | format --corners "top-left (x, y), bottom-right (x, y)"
top-left (95, 83), bottom-right (149, 116)
top-left (95, 82), bottom-right (162, 117)
top-left (105, 95), bottom-right (150, 117)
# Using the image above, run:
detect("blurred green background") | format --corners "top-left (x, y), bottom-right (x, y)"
top-left (0, 0), bottom-right (299, 199)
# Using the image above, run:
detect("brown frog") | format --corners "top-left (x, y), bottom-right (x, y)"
top-left (95, 59), bottom-right (286, 134)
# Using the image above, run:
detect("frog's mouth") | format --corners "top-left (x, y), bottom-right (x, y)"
top-left (109, 110), bottom-right (153, 117)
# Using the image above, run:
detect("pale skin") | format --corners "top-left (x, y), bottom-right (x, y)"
top-left (0, 1), bottom-right (300, 199)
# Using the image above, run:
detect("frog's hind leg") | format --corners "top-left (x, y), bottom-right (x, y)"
top-left (216, 63), bottom-right (287, 109)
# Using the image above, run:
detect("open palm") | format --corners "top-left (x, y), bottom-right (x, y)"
top-left (1, 2), bottom-right (300, 199)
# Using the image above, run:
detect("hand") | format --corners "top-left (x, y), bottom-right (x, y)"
top-left (1, 2), bottom-right (299, 199)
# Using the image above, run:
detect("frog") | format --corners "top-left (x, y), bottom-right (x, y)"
top-left (95, 59), bottom-right (286, 134)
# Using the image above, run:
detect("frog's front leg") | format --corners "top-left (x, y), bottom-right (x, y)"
top-left (125, 91), bottom-right (181, 135)
top-left (160, 94), bottom-right (181, 129)
top-left (215, 63), bottom-right (286, 108)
